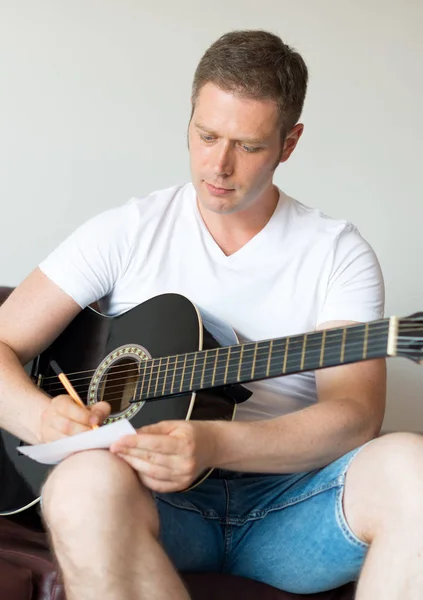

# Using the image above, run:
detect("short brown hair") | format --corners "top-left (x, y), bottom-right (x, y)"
top-left (191, 30), bottom-right (308, 138)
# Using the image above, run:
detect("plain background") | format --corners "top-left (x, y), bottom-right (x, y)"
top-left (1, 0), bottom-right (422, 431)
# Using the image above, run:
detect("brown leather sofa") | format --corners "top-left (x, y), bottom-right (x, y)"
top-left (0, 285), bottom-right (355, 599)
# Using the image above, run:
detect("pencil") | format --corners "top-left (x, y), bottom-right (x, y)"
top-left (50, 360), bottom-right (98, 430)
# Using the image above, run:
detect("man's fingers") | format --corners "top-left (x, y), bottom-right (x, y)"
top-left (46, 397), bottom-right (111, 438)
top-left (139, 473), bottom-right (190, 494)
top-left (113, 444), bottom-right (197, 481)
top-left (46, 414), bottom-right (93, 438)
top-left (117, 453), bottom-right (193, 492)
top-left (52, 395), bottom-right (110, 426)
top-left (112, 433), bottom-right (182, 456)
top-left (117, 454), bottom-right (175, 481)
top-left (52, 394), bottom-right (92, 425)
top-left (114, 445), bottom-right (184, 469)
top-left (89, 401), bottom-right (111, 425)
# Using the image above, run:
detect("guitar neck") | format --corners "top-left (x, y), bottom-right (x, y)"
top-left (137, 318), bottom-right (393, 401)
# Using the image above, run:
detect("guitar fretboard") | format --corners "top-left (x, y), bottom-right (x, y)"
top-left (134, 319), bottom-right (390, 401)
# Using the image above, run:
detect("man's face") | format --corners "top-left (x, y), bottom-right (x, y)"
top-left (188, 82), bottom-right (298, 215)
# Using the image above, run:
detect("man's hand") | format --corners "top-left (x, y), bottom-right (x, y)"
top-left (109, 420), bottom-right (218, 493)
top-left (39, 395), bottom-right (111, 443)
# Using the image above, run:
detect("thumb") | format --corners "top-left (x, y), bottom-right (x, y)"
top-left (89, 401), bottom-right (111, 425)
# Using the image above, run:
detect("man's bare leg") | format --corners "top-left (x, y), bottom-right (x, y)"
top-left (42, 449), bottom-right (191, 600)
top-left (343, 432), bottom-right (423, 599)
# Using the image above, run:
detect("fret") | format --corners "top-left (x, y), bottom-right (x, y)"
top-left (200, 349), bottom-right (217, 389)
top-left (283, 337), bottom-right (290, 373)
top-left (251, 343), bottom-right (258, 379)
top-left (343, 325), bottom-right (365, 364)
top-left (200, 350), bottom-right (208, 388)
top-left (367, 321), bottom-right (390, 358)
top-left (237, 345), bottom-right (244, 381)
top-left (340, 328), bottom-right (347, 363)
top-left (154, 357), bottom-right (162, 397)
top-left (303, 330), bottom-right (324, 371)
top-left (223, 347), bottom-right (231, 384)
top-left (164, 355), bottom-right (176, 395)
top-left (252, 341), bottom-right (272, 380)
top-left (173, 354), bottom-right (184, 394)
top-left (266, 339), bottom-right (284, 378)
top-left (189, 352), bottom-right (198, 390)
top-left (320, 330), bottom-right (326, 367)
top-left (145, 358), bottom-right (154, 398)
top-left (181, 352), bottom-right (194, 393)
top-left (321, 328), bottom-right (344, 367)
top-left (211, 348), bottom-right (219, 386)
top-left (138, 361), bottom-right (147, 399)
top-left (300, 335), bottom-right (307, 370)
top-left (235, 343), bottom-right (258, 383)
top-left (285, 335), bottom-right (304, 373)
top-left (266, 340), bottom-right (273, 377)
top-left (162, 356), bottom-right (170, 396)
top-left (225, 346), bottom-right (242, 384)
top-left (363, 323), bottom-right (369, 359)
top-left (180, 353), bottom-right (187, 392)
top-left (211, 346), bottom-right (230, 387)
top-left (192, 352), bottom-right (206, 391)
top-left (170, 355), bottom-right (178, 394)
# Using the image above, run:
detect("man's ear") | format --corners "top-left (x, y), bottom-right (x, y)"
top-left (280, 123), bottom-right (304, 163)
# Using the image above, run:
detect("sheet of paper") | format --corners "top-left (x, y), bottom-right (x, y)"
top-left (17, 419), bottom-right (137, 465)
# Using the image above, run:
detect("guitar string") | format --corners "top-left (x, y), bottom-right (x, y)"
top-left (43, 335), bottom-right (420, 395)
top-left (45, 332), bottom-right (423, 392)
top-left (39, 319), bottom-right (423, 385)
top-left (44, 336), bottom-right (420, 391)
top-left (44, 343), bottom-right (419, 400)
top-left (43, 334), bottom-right (391, 387)
top-left (40, 320), bottom-right (393, 383)
top-left (43, 338), bottom-right (397, 396)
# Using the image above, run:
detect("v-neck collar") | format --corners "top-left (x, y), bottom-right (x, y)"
top-left (190, 184), bottom-right (286, 263)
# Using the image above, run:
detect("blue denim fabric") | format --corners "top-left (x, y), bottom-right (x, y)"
top-left (155, 443), bottom-right (372, 595)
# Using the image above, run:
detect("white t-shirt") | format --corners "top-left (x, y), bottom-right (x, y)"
top-left (39, 183), bottom-right (384, 421)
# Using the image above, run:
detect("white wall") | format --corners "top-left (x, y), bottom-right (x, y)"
top-left (1, 0), bottom-right (423, 431)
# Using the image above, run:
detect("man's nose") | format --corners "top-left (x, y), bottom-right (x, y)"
top-left (212, 142), bottom-right (234, 177)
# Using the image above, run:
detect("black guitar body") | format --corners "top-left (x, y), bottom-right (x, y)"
top-left (1, 294), bottom-right (243, 515)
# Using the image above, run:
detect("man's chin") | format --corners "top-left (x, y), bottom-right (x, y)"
top-left (197, 195), bottom-right (240, 216)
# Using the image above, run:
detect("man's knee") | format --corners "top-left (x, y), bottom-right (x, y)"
top-left (343, 432), bottom-right (423, 543)
top-left (42, 450), bottom-right (158, 534)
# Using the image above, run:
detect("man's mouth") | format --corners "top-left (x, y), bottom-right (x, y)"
top-left (205, 182), bottom-right (235, 196)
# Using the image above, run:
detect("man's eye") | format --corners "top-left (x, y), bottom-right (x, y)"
top-left (242, 144), bottom-right (260, 153)
top-left (200, 134), bottom-right (215, 142)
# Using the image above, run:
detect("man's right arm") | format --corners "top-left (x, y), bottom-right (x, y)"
top-left (0, 268), bottom-right (109, 444)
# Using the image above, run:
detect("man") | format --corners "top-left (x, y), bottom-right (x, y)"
top-left (0, 29), bottom-right (422, 600)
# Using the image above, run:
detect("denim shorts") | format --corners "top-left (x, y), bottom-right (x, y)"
top-left (155, 442), bottom-right (372, 595)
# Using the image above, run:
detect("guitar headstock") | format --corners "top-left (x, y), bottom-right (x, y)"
top-left (397, 312), bottom-right (423, 363)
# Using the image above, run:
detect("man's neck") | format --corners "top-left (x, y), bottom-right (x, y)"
top-left (197, 185), bottom-right (280, 256)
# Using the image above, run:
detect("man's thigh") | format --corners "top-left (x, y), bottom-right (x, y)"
top-left (154, 481), bottom-right (226, 573)
top-left (227, 446), bottom-right (372, 594)
top-left (155, 444), bottom-right (372, 593)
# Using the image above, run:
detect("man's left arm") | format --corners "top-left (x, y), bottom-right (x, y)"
top-left (206, 319), bottom-right (386, 474)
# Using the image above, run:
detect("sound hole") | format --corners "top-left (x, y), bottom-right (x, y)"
top-left (99, 357), bottom-right (140, 414)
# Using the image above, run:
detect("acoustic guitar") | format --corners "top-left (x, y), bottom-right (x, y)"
top-left (0, 292), bottom-right (421, 515)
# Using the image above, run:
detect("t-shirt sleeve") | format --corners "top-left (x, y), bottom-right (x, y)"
top-left (317, 223), bottom-right (385, 325)
top-left (38, 202), bottom-right (138, 309)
